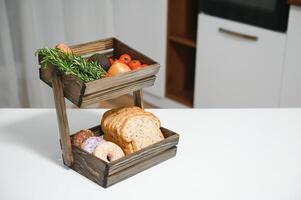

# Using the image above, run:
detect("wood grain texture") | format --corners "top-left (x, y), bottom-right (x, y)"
top-left (168, 35), bottom-right (196, 48)
top-left (166, 0), bottom-right (197, 107)
top-left (69, 125), bottom-right (179, 188)
top-left (166, 42), bottom-right (195, 107)
top-left (84, 76), bottom-right (155, 100)
top-left (71, 146), bottom-right (107, 186)
top-left (133, 90), bottom-right (144, 109)
top-left (51, 69), bottom-right (73, 166)
top-left (108, 127), bottom-right (179, 175)
top-left (81, 76), bottom-right (156, 107)
top-left (96, 94), bottom-right (156, 109)
top-left (39, 67), bottom-right (85, 106)
top-left (106, 147), bottom-right (177, 187)
top-left (288, 0), bottom-right (301, 6)
top-left (70, 37), bottom-right (114, 56)
top-left (40, 67), bottom-right (157, 107)
top-left (84, 64), bottom-right (159, 95)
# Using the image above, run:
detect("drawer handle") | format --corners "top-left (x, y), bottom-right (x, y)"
top-left (218, 27), bottom-right (258, 41)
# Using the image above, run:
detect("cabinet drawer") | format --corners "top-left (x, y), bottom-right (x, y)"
top-left (194, 14), bottom-right (286, 108)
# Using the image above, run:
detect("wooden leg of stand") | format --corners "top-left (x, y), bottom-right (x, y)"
top-left (52, 70), bottom-right (73, 166)
top-left (133, 90), bottom-right (144, 109)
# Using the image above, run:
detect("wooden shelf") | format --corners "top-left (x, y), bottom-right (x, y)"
top-left (166, 42), bottom-right (196, 108)
top-left (168, 35), bottom-right (196, 48)
top-left (288, 0), bottom-right (301, 6)
top-left (165, 0), bottom-right (198, 107)
top-left (166, 89), bottom-right (193, 107)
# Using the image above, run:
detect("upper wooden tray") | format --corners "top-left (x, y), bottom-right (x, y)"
top-left (38, 38), bottom-right (160, 107)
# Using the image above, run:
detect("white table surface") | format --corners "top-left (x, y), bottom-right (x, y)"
top-left (0, 108), bottom-right (300, 200)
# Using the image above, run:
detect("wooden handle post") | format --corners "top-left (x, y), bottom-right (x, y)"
top-left (51, 69), bottom-right (73, 166)
top-left (133, 89), bottom-right (144, 109)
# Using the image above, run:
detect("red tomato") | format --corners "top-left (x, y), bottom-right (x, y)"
top-left (119, 54), bottom-right (132, 64)
top-left (129, 60), bottom-right (142, 70)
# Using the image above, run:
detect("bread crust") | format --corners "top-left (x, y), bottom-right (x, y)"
top-left (101, 107), bottom-right (164, 155)
top-left (120, 113), bottom-right (164, 151)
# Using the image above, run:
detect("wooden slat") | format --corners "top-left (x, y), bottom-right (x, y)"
top-left (39, 67), bottom-right (85, 106)
top-left (160, 127), bottom-right (180, 138)
top-left (84, 76), bottom-right (155, 100)
top-left (168, 35), bottom-right (196, 48)
top-left (107, 128), bottom-right (179, 175)
top-left (81, 76), bottom-right (156, 107)
top-left (85, 64), bottom-right (160, 95)
top-left (71, 146), bottom-right (108, 186)
top-left (133, 90), bottom-right (144, 109)
top-left (105, 147), bottom-right (177, 187)
top-left (51, 69), bottom-right (73, 166)
top-left (40, 66), bottom-right (158, 107)
top-left (70, 37), bottom-right (114, 56)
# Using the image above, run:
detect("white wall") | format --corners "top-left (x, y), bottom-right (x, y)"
top-left (2, 0), bottom-right (114, 108)
top-left (112, 0), bottom-right (168, 98)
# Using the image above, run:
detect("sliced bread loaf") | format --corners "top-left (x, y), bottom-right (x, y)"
top-left (101, 106), bottom-right (164, 155)
top-left (120, 113), bottom-right (164, 152)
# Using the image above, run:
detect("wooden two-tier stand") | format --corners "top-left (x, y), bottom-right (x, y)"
top-left (38, 38), bottom-right (179, 188)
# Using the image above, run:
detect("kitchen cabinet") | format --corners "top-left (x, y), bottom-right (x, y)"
top-left (288, 0), bottom-right (301, 6)
top-left (165, 0), bottom-right (198, 107)
top-left (194, 14), bottom-right (286, 108)
top-left (280, 6), bottom-right (301, 107)
top-left (113, 0), bottom-right (167, 98)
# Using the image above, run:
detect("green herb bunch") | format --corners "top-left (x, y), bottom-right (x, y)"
top-left (36, 47), bottom-right (107, 82)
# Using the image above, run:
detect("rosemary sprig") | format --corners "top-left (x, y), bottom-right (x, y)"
top-left (35, 47), bottom-right (107, 82)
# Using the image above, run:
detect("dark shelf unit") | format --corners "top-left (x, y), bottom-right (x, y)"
top-left (166, 0), bottom-right (198, 107)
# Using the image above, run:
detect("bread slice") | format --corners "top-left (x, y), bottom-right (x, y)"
top-left (109, 107), bottom-right (144, 134)
top-left (101, 106), bottom-right (164, 155)
top-left (114, 110), bottom-right (145, 134)
top-left (101, 107), bottom-right (141, 154)
top-left (104, 107), bottom-right (143, 147)
top-left (101, 107), bottom-right (120, 134)
top-left (140, 111), bottom-right (161, 127)
top-left (106, 107), bottom-right (142, 133)
top-left (103, 130), bottom-right (134, 155)
top-left (120, 113), bottom-right (164, 152)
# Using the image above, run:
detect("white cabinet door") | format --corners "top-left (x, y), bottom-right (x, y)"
top-left (194, 14), bottom-right (286, 108)
top-left (280, 6), bottom-right (301, 107)
top-left (113, 0), bottom-right (168, 98)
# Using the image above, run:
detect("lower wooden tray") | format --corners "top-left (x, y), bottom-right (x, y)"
top-left (69, 126), bottom-right (179, 188)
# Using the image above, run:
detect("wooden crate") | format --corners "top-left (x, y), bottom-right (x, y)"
top-left (38, 37), bottom-right (179, 188)
top-left (71, 126), bottom-right (179, 188)
top-left (39, 38), bottom-right (160, 107)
